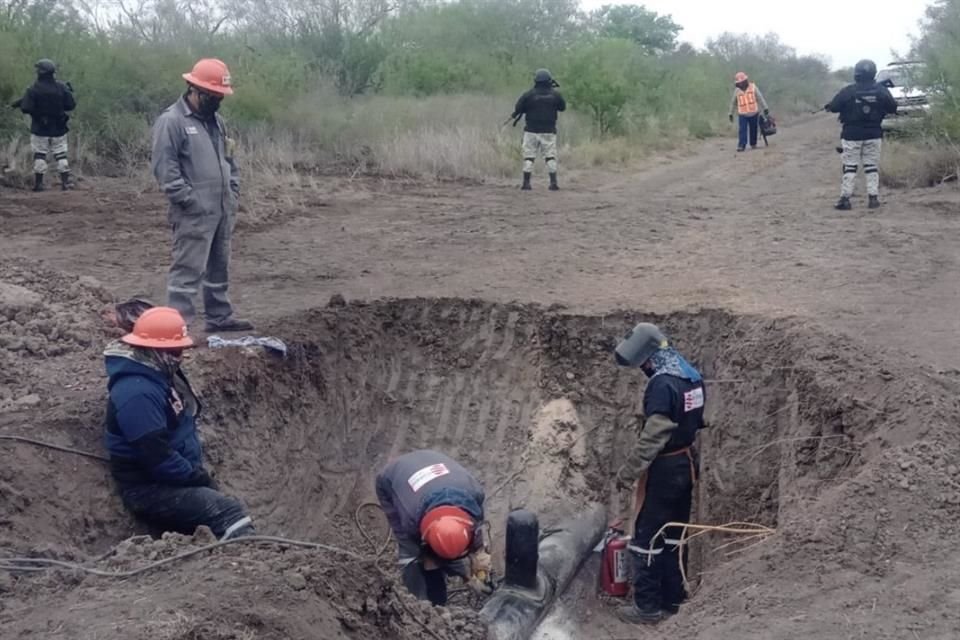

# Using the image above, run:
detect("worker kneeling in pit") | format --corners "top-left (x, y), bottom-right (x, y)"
top-left (376, 449), bottom-right (492, 605)
top-left (613, 323), bottom-right (706, 625)
top-left (104, 306), bottom-right (255, 540)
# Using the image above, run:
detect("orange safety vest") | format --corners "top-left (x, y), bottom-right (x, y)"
top-left (737, 84), bottom-right (759, 115)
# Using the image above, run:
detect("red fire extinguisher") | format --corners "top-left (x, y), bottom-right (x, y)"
top-left (600, 529), bottom-right (630, 597)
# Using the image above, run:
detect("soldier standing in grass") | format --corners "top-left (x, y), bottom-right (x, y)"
top-left (151, 58), bottom-right (253, 333)
top-left (511, 68), bottom-right (566, 191)
top-left (825, 59), bottom-right (898, 211)
top-left (11, 59), bottom-right (76, 191)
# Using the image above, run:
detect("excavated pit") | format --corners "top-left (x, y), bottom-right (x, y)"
top-left (3, 297), bottom-right (958, 639)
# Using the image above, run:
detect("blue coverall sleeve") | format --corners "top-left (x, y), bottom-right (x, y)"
top-left (113, 381), bottom-right (198, 484)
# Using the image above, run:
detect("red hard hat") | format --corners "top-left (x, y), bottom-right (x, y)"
top-left (121, 307), bottom-right (195, 350)
top-left (420, 506), bottom-right (474, 560)
top-left (182, 58), bottom-right (234, 97)
top-left (734, 71), bottom-right (749, 83)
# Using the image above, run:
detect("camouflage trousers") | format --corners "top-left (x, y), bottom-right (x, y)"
top-left (841, 138), bottom-right (881, 198)
top-left (522, 132), bottom-right (558, 173)
top-left (30, 135), bottom-right (69, 174)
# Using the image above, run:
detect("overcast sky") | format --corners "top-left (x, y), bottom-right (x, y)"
top-left (580, 0), bottom-right (930, 70)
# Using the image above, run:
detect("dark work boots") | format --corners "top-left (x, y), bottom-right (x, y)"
top-left (32, 173), bottom-right (44, 192)
top-left (521, 172), bottom-right (532, 191)
top-left (548, 172), bottom-right (559, 191)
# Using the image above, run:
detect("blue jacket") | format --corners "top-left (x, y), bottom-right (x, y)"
top-left (103, 343), bottom-right (206, 487)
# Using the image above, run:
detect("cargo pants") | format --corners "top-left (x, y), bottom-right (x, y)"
top-left (167, 209), bottom-right (236, 326)
top-left (841, 138), bottom-right (882, 198)
top-left (120, 483), bottom-right (253, 539)
top-left (629, 454), bottom-right (694, 614)
top-left (31, 134), bottom-right (69, 174)
top-left (522, 132), bottom-right (558, 173)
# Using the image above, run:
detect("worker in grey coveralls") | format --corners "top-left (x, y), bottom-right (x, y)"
top-left (375, 449), bottom-right (491, 605)
top-left (151, 58), bottom-right (253, 332)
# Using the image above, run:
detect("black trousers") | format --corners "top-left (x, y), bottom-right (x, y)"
top-left (120, 483), bottom-right (251, 539)
top-left (631, 455), bottom-right (694, 613)
top-left (401, 558), bottom-right (469, 606)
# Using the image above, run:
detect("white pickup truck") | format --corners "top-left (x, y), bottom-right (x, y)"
top-left (879, 61), bottom-right (930, 129)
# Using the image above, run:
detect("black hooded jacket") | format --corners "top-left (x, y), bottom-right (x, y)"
top-left (513, 82), bottom-right (566, 134)
top-left (826, 80), bottom-right (897, 141)
top-left (18, 76), bottom-right (76, 137)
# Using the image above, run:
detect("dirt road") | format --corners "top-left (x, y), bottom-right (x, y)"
top-left (3, 114), bottom-right (958, 369)
top-left (2, 114), bottom-right (960, 639)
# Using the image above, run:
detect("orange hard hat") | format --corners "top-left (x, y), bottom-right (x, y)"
top-left (182, 58), bottom-right (234, 97)
top-left (420, 506), bottom-right (474, 560)
top-left (121, 307), bottom-right (195, 350)
top-left (734, 71), bottom-right (748, 83)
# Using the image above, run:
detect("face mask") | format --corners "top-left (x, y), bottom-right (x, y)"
top-left (150, 349), bottom-right (183, 378)
top-left (196, 92), bottom-right (223, 117)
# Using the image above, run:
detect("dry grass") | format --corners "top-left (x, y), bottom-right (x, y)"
top-left (882, 139), bottom-right (960, 189)
top-left (1, 92), bottom-right (728, 188)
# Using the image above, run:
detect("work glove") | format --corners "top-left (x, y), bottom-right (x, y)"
top-left (186, 467), bottom-right (217, 489)
top-left (728, 114), bottom-right (734, 123)
top-left (466, 575), bottom-right (494, 596)
top-left (470, 551), bottom-right (492, 578)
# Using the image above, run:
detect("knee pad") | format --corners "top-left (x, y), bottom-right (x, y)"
top-left (523, 157), bottom-right (535, 172)
top-left (33, 153), bottom-right (47, 174)
top-left (55, 152), bottom-right (69, 173)
top-left (545, 157), bottom-right (557, 172)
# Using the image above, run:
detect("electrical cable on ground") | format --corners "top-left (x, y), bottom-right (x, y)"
top-left (0, 435), bottom-right (108, 462)
top-left (648, 521), bottom-right (776, 595)
top-left (354, 501), bottom-right (393, 558)
top-left (0, 535), bottom-right (365, 578)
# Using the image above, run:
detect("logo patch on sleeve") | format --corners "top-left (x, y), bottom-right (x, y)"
top-left (185, 126), bottom-right (199, 135)
top-left (683, 387), bottom-right (704, 412)
top-left (407, 463), bottom-right (450, 492)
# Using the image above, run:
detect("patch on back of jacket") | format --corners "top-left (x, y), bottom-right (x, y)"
top-left (408, 463), bottom-right (450, 492)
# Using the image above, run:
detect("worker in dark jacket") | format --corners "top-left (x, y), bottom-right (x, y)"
top-left (376, 449), bottom-right (491, 605)
top-left (613, 323), bottom-right (705, 625)
top-left (511, 68), bottom-right (566, 191)
top-left (826, 59), bottom-right (898, 211)
top-left (11, 59), bottom-right (76, 191)
top-left (104, 306), bottom-right (254, 540)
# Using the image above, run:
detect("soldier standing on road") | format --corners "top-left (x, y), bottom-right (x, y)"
top-left (151, 58), bottom-right (253, 333)
top-left (511, 69), bottom-right (566, 191)
top-left (825, 59), bottom-right (898, 211)
top-left (612, 323), bottom-right (706, 626)
top-left (11, 59), bottom-right (76, 192)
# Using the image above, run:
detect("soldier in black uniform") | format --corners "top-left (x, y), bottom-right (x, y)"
top-left (510, 68), bottom-right (566, 191)
top-left (826, 59), bottom-right (898, 211)
top-left (613, 323), bottom-right (706, 625)
top-left (11, 59), bottom-right (77, 192)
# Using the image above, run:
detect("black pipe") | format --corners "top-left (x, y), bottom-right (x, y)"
top-left (504, 510), bottom-right (539, 590)
top-left (481, 503), bottom-right (606, 640)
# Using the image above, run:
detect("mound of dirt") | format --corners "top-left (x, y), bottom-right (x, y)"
top-left (0, 257), bottom-right (113, 409)
top-left (0, 530), bottom-right (485, 640)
